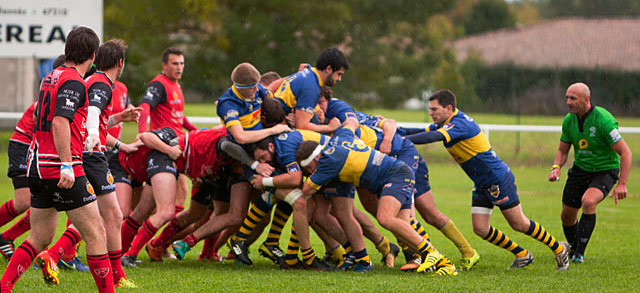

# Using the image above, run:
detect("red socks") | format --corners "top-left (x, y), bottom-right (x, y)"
top-left (150, 216), bottom-right (183, 248)
top-left (86, 254), bottom-right (114, 293)
top-left (48, 228), bottom-right (81, 263)
top-left (2, 209), bottom-right (30, 241)
top-left (0, 240), bottom-right (37, 292)
top-left (121, 217), bottom-right (141, 254)
top-left (108, 250), bottom-right (125, 283)
top-left (0, 200), bottom-right (18, 227)
top-left (126, 220), bottom-right (158, 257)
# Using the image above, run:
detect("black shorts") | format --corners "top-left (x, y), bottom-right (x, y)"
top-left (106, 150), bottom-right (141, 187)
top-left (8, 141), bottom-right (30, 187)
top-left (29, 176), bottom-right (97, 211)
top-left (562, 165), bottom-right (619, 209)
top-left (83, 152), bottom-right (116, 195)
top-left (146, 150), bottom-right (178, 184)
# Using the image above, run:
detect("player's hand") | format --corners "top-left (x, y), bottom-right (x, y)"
top-left (256, 162), bottom-right (274, 177)
top-left (168, 145), bottom-right (183, 160)
top-left (58, 163), bottom-right (75, 189)
top-left (610, 183), bottom-right (627, 205)
top-left (548, 168), bottom-right (561, 182)
top-left (251, 174), bottom-right (265, 189)
top-left (285, 113), bottom-right (296, 128)
top-left (119, 106), bottom-right (143, 122)
top-left (380, 139), bottom-right (392, 154)
top-left (316, 108), bottom-right (326, 124)
top-left (120, 140), bottom-right (144, 153)
top-left (328, 117), bottom-right (341, 131)
top-left (270, 124), bottom-right (290, 135)
top-left (192, 177), bottom-right (203, 189)
top-left (84, 134), bottom-right (101, 154)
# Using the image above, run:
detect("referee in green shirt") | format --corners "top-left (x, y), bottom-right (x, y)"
top-left (548, 82), bottom-right (632, 263)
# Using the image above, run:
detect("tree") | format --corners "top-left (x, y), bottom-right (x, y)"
top-left (463, 0), bottom-right (516, 35)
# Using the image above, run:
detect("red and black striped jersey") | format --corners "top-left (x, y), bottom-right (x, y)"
top-left (10, 102), bottom-right (37, 145)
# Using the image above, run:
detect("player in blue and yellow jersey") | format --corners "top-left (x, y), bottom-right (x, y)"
top-left (318, 91), bottom-right (479, 270)
top-left (272, 48), bottom-right (348, 134)
top-left (406, 89), bottom-right (570, 271)
top-left (297, 117), bottom-right (457, 275)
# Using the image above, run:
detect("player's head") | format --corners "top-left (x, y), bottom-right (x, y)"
top-left (317, 86), bottom-right (333, 114)
top-left (261, 98), bottom-right (286, 128)
top-left (249, 137), bottom-right (276, 166)
top-left (231, 62), bottom-right (261, 101)
top-left (316, 47), bottom-right (349, 87)
top-left (95, 39), bottom-right (128, 79)
top-left (428, 90), bottom-right (457, 125)
top-left (161, 47), bottom-right (185, 81)
top-left (565, 82), bottom-right (591, 115)
top-left (52, 54), bottom-right (66, 69)
top-left (296, 140), bottom-right (322, 176)
top-left (64, 27), bottom-right (100, 72)
top-left (260, 71), bottom-right (281, 87)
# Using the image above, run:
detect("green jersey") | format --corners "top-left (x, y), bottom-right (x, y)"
top-left (560, 105), bottom-right (621, 172)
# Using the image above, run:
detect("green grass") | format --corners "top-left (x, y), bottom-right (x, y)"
top-left (1, 107), bottom-right (639, 291)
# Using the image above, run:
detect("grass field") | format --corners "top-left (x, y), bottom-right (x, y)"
top-left (0, 107), bottom-right (638, 292)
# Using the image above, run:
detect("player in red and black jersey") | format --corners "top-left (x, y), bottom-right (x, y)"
top-left (0, 27), bottom-right (116, 293)
top-left (137, 47), bottom-right (196, 225)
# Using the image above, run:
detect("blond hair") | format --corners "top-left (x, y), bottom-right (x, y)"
top-left (231, 62), bottom-right (260, 87)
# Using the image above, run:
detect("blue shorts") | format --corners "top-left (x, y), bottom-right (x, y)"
top-left (471, 170), bottom-right (520, 210)
top-left (379, 163), bottom-right (415, 210)
top-left (394, 139), bottom-right (430, 197)
top-left (322, 180), bottom-right (356, 198)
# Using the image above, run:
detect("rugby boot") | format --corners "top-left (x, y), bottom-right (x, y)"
top-left (510, 250), bottom-right (533, 269)
top-left (0, 235), bottom-right (14, 260)
top-left (459, 249), bottom-right (480, 271)
top-left (337, 252), bottom-right (355, 270)
top-left (171, 240), bottom-right (191, 260)
top-left (115, 277), bottom-right (138, 289)
top-left (57, 256), bottom-right (90, 272)
top-left (382, 242), bottom-right (400, 268)
top-left (259, 242), bottom-right (285, 265)
top-left (555, 241), bottom-right (570, 271)
top-left (121, 255), bottom-right (138, 268)
top-left (280, 258), bottom-right (305, 270)
top-left (146, 242), bottom-right (164, 262)
top-left (400, 255), bottom-right (422, 272)
top-left (432, 257), bottom-right (458, 276)
top-left (304, 257), bottom-right (337, 272)
top-left (572, 253), bottom-right (584, 263)
top-left (35, 251), bottom-right (59, 285)
top-left (228, 238), bottom-right (252, 265)
top-left (353, 260), bottom-right (373, 272)
top-left (417, 251), bottom-right (443, 273)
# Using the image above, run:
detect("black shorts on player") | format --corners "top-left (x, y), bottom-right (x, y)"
top-left (29, 176), bottom-right (97, 211)
top-left (146, 150), bottom-right (179, 184)
top-left (562, 165), bottom-right (619, 209)
top-left (7, 141), bottom-right (30, 189)
top-left (83, 152), bottom-right (116, 195)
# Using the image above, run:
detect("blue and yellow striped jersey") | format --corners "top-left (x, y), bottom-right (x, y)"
top-left (429, 109), bottom-right (509, 187)
top-left (216, 84), bottom-right (273, 142)
top-left (325, 98), bottom-right (357, 123)
top-left (306, 126), bottom-right (398, 192)
top-left (274, 129), bottom-right (329, 174)
top-left (274, 67), bottom-right (323, 115)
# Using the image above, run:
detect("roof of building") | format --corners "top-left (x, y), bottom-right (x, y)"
top-left (453, 18), bottom-right (640, 72)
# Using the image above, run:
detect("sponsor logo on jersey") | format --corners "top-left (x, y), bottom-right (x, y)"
top-left (106, 172), bottom-right (114, 184)
top-left (278, 133), bottom-right (288, 140)
top-left (578, 138), bottom-right (588, 149)
top-left (443, 123), bottom-right (454, 131)
top-left (589, 126), bottom-right (597, 137)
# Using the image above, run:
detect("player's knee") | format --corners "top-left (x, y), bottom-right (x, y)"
top-left (472, 225), bottom-right (489, 237)
top-left (292, 197), bottom-right (307, 213)
top-left (376, 215), bottom-right (393, 230)
top-left (581, 197), bottom-right (598, 212)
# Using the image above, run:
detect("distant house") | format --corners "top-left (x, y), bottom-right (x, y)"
top-left (450, 18), bottom-right (640, 115)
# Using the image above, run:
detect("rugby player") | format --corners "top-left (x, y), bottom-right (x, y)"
top-left (548, 82), bottom-right (632, 263)
top-left (406, 89), bottom-right (570, 270)
top-left (0, 27), bottom-right (115, 292)
top-left (297, 117), bottom-right (457, 275)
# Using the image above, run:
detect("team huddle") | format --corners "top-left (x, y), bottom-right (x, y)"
top-left (0, 26), bottom-right (632, 292)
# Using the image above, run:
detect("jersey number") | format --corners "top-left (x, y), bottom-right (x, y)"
top-left (35, 90), bottom-right (52, 132)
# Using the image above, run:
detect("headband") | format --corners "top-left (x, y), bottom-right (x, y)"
top-left (233, 82), bottom-right (257, 88)
top-left (300, 145), bottom-right (323, 167)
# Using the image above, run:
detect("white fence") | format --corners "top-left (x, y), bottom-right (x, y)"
top-left (2, 112), bottom-right (640, 136)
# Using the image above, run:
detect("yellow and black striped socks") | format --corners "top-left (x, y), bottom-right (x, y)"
top-left (284, 226), bottom-right (300, 266)
top-left (354, 249), bottom-right (370, 264)
top-left (328, 244), bottom-right (345, 261)
top-left (484, 226), bottom-right (528, 257)
top-left (301, 247), bottom-right (317, 265)
top-left (416, 239), bottom-right (436, 255)
top-left (232, 197), bottom-right (271, 242)
top-left (525, 220), bottom-right (563, 254)
top-left (410, 216), bottom-right (431, 242)
top-left (264, 202), bottom-right (292, 246)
